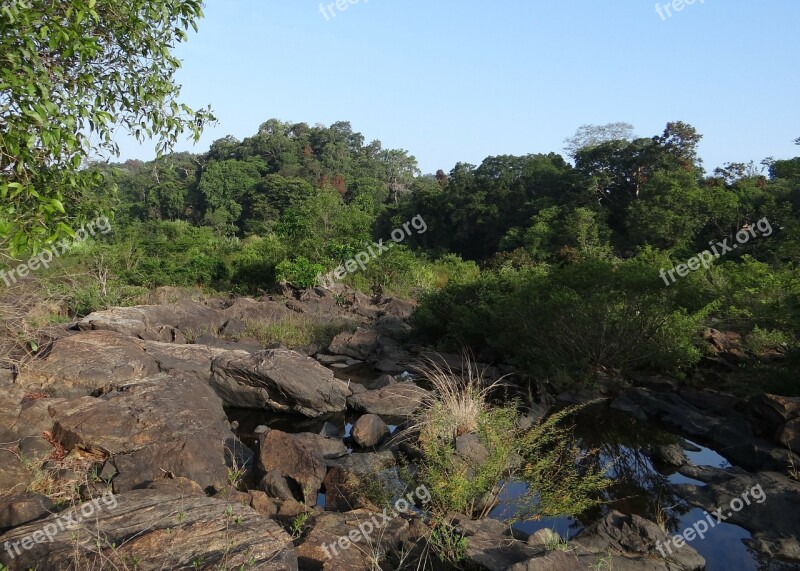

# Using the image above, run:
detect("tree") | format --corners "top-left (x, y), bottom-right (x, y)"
top-left (0, 0), bottom-right (214, 254)
top-left (564, 122), bottom-right (635, 159)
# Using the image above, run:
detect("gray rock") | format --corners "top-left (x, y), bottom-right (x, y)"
top-left (328, 327), bottom-right (380, 360)
top-left (455, 433), bottom-right (490, 464)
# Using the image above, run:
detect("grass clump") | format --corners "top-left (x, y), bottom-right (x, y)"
top-left (409, 352), bottom-right (610, 524)
top-left (243, 315), bottom-right (352, 348)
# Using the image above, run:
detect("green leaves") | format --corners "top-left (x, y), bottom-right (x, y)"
top-left (0, 0), bottom-right (214, 255)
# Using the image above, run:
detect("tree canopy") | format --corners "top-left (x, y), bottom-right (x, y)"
top-left (0, 0), bottom-right (213, 254)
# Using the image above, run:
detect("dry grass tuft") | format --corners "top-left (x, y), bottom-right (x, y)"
top-left (409, 351), bottom-right (509, 446)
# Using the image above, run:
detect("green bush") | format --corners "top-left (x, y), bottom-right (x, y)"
top-left (275, 257), bottom-right (326, 289)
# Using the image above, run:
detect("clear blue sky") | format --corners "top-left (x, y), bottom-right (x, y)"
top-left (117, 0), bottom-right (800, 174)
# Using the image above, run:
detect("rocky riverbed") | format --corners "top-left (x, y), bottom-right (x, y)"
top-left (1, 285), bottom-right (798, 570)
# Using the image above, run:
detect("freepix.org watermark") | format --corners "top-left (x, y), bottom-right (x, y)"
top-left (317, 214), bottom-right (427, 289)
top-left (655, 483), bottom-right (766, 557)
top-left (319, 0), bottom-right (368, 21)
top-left (655, 0), bottom-right (704, 21)
top-left (3, 490), bottom-right (118, 559)
top-left (322, 485), bottom-right (431, 560)
top-left (0, 215), bottom-right (112, 288)
top-left (660, 217), bottom-right (772, 286)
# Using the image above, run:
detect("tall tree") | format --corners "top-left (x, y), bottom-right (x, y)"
top-left (0, 0), bottom-right (213, 254)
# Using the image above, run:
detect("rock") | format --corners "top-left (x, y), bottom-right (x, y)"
top-left (704, 328), bottom-right (742, 353)
top-left (575, 510), bottom-right (705, 570)
top-left (455, 433), bottom-right (490, 465)
top-left (679, 389), bottom-right (738, 412)
top-left (624, 388), bottom-right (800, 472)
top-left (351, 414), bottom-right (390, 448)
top-left (328, 327), bottom-right (380, 360)
top-left (373, 374), bottom-right (397, 389)
top-left (277, 498), bottom-right (312, 520)
top-left (324, 451), bottom-right (396, 511)
top-left (629, 372), bottom-right (680, 392)
top-left (446, 513), bottom-right (540, 571)
top-left (261, 469), bottom-right (302, 502)
top-left (0, 489), bottom-right (297, 570)
top-left (508, 550), bottom-right (586, 571)
top-left (320, 421), bottom-right (341, 439)
top-left (0, 494), bottom-right (55, 533)
top-left (143, 477), bottom-right (205, 497)
top-left (645, 443), bottom-right (688, 468)
top-left (526, 528), bottom-right (561, 552)
top-left (15, 330), bottom-right (246, 398)
top-left (293, 432), bottom-right (347, 458)
top-left (778, 418), bottom-right (800, 450)
top-left (250, 490), bottom-right (280, 517)
top-left (47, 372), bottom-right (248, 493)
top-left (211, 348), bottom-right (351, 417)
top-left (347, 383), bottom-right (429, 417)
top-left (77, 301), bottom-right (233, 342)
top-left (259, 430), bottom-right (326, 507)
top-left (297, 509), bottom-right (409, 571)
top-left (749, 394), bottom-right (800, 447)
top-left (673, 465), bottom-right (800, 562)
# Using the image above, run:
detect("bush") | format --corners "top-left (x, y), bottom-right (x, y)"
top-left (275, 257), bottom-right (326, 289)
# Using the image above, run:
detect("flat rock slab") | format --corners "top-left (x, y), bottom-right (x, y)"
top-left (77, 301), bottom-right (229, 342)
top-left (48, 372), bottom-right (246, 492)
top-left (347, 383), bottom-right (429, 417)
top-left (15, 330), bottom-right (247, 398)
top-left (212, 348), bottom-right (351, 417)
top-left (0, 489), bottom-right (297, 570)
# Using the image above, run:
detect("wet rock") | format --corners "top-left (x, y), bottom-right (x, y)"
top-left (259, 430), bottom-right (326, 506)
top-left (673, 465), bottom-right (800, 562)
top-left (211, 348), bottom-right (351, 417)
top-left (351, 414), bottom-right (390, 448)
top-left (347, 382), bottom-right (429, 417)
top-left (0, 494), bottom-right (55, 533)
top-left (575, 510), bottom-right (705, 570)
top-left (0, 489), bottom-right (297, 570)
top-left (47, 372), bottom-right (247, 493)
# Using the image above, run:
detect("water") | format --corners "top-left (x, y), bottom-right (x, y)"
top-left (225, 402), bottom-right (793, 570)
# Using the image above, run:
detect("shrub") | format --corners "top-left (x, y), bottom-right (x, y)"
top-left (408, 353), bottom-right (610, 523)
top-left (275, 257), bottom-right (326, 289)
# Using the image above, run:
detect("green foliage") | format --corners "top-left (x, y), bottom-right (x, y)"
top-left (243, 316), bottom-right (351, 348)
top-left (744, 326), bottom-right (791, 355)
top-left (289, 511), bottom-right (311, 539)
top-left (0, 0), bottom-right (213, 254)
top-left (275, 257), bottom-right (326, 289)
top-left (427, 518), bottom-right (469, 567)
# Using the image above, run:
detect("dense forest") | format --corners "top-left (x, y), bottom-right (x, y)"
top-left (10, 119), bottom-right (799, 394)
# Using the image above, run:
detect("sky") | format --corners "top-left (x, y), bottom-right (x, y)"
top-left (117, 0), bottom-right (800, 175)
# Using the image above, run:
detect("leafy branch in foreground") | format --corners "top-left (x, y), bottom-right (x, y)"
top-left (0, 0), bottom-right (215, 254)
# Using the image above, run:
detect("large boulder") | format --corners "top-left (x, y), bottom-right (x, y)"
top-left (48, 372), bottom-right (248, 492)
top-left (0, 489), bottom-right (297, 570)
top-left (15, 330), bottom-right (247, 398)
top-left (211, 348), bottom-right (351, 417)
top-left (259, 430), bottom-right (327, 507)
top-left (329, 327), bottom-right (380, 360)
top-left (77, 301), bottom-right (230, 342)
